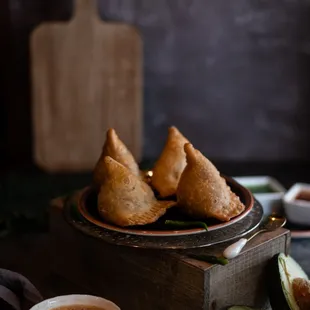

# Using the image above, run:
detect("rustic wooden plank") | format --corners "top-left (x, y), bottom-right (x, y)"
top-left (1, 0), bottom-right (12, 171)
top-left (208, 232), bottom-right (289, 310)
top-left (31, 0), bottom-right (143, 172)
top-left (49, 198), bottom-right (205, 310)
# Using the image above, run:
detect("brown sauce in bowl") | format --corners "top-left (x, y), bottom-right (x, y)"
top-left (295, 190), bottom-right (310, 202)
top-left (52, 306), bottom-right (106, 310)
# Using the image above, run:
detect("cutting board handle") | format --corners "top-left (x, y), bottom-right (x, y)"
top-left (73, 0), bottom-right (99, 22)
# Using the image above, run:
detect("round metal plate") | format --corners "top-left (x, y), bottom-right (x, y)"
top-left (64, 193), bottom-right (263, 250)
top-left (77, 175), bottom-right (254, 236)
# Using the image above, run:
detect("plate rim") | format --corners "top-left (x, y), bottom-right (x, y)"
top-left (65, 197), bottom-right (263, 250)
top-left (77, 175), bottom-right (254, 237)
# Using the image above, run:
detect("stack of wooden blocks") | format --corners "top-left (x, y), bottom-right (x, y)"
top-left (49, 193), bottom-right (290, 310)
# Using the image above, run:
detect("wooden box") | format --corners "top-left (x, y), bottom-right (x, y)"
top-left (49, 194), bottom-right (290, 310)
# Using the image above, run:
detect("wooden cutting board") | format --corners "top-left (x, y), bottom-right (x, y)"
top-left (30, 0), bottom-right (143, 173)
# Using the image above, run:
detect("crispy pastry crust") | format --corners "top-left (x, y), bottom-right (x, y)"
top-left (98, 156), bottom-right (176, 227)
top-left (151, 126), bottom-right (189, 198)
top-left (177, 143), bottom-right (245, 222)
top-left (93, 128), bottom-right (140, 187)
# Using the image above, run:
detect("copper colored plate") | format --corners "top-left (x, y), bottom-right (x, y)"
top-left (65, 196), bottom-right (263, 249)
top-left (77, 175), bottom-right (254, 237)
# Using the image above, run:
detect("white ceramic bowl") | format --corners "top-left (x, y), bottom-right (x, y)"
top-left (30, 294), bottom-right (121, 310)
top-left (283, 183), bottom-right (310, 226)
top-left (233, 176), bottom-right (286, 215)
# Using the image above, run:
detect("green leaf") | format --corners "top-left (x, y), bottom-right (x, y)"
top-left (70, 203), bottom-right (88, 222)
top-left (189, 254), bottom-right (229, 265)
top-left (227, 307), bottom-right (255, 310)
top-left (164, 220), bottom-right (208, 231)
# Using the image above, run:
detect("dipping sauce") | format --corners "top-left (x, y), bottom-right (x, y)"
top-left (52, 306), bottom-right (106, 310)
top-left (245, 184), bottom-right (276, 194)
top-left (295, 190), bottom-right (310, 202)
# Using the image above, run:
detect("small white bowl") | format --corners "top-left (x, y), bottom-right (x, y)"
top-left (283, 183), bottom-right (310, 227)
top-left (30, 294), bottom-right (121, 310)
top-left (233, 176), bottom-right (286, 215)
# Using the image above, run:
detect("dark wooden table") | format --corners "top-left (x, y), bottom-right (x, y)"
top-left (0, 232), bottom-right (309, 302)
top-left (0, 233), bottom-right (93, 299)
top-left (1, 161), bottom-right (310, 298)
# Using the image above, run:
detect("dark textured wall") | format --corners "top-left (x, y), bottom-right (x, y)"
top-left (5, 0), bottom-right (310, 166)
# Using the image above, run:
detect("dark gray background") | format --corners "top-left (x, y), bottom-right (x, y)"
top-left (5, 0), bottom-right (310, 165)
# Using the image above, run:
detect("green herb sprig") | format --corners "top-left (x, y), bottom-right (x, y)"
top-left (165, 220), bottom-right (208, 231)
top-left (189, 254), bottom-right (229, 265)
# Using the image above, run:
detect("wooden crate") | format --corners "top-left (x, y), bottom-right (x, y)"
top-left (49, 194), bottom-right (290, 310)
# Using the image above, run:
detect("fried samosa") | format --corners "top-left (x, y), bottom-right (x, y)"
top-left (93, 128), bottom-right (140, 187)
top-left (98, 156), bottom-right (176, 227)
top-left (151, 126), bottom-right (189, 198)
top-left (176, 143), bottom-right (245, 222)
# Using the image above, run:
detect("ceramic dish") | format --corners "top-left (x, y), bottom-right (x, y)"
top-left (283, 183), bottom-right (310, 227)
top-left (77, 175), bottom-right (254, 237)
top-left (233, 176), bottom-right (286, 215)
top-left (30, 295), bottom-right (120, 310)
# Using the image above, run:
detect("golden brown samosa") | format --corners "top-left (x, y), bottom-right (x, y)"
top-left (177, 143), bottom-right (245, 222)
top-left (93, 128), bottom-right (140, 187)
top-left (98, 156), bottom-right (176, 227)
top-left (151, 126), bottom-right (189, 198)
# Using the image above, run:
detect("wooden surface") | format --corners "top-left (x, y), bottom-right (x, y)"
top-left (30, 0), bottom-right (142, 173)
top-left (0, 230), bottom-right (297, 309)
top-left (49, 193), bottom-right (290, 310)
top-left (0, 233), bottom-right (93, 300)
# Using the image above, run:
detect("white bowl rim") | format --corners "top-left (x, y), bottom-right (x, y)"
top-left (30, 294), bottom-right (120, 310)
top-left (233, 175), bottom-right (286, 194)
